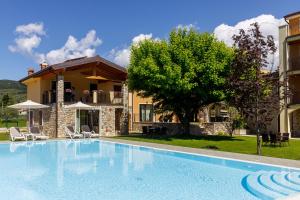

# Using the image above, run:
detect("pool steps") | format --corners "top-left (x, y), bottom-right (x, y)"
top-left (243, 171), bottom-right (300, 200)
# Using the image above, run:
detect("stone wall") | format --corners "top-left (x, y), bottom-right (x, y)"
top-left (132, 122), bottom-right (233, 136)
top-left (202, 122), bottom-right (232, 135)
top-left (100, 106), bottom-right (116, 136)
top-left (56, 75), bottom-right (65, 137)
top-left (120, 83), bottom-right (129, 135)
top-left (42, 106), bottom-right (57, 138)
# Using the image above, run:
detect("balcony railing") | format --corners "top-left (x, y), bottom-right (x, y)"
top-left (42, 90), bottom-right (123, 105)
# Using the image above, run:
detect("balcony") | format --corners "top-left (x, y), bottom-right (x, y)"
top-left (288, 17), bottom-right (300, 37)
top-left (288, 76), bottom-right (300, 105)
top-left (288, 56), bottom-right (300, 72)
top-left (42, 90), bottom-right (123, 105)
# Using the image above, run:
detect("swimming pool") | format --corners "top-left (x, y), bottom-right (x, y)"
top-left (0, 140), bottom-right (299, 200)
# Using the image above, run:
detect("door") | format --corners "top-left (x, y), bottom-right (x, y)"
top-left (76, 110), bottom-right (99, 132)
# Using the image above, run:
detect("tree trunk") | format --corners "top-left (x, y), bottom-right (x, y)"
top-left (256, 133), bottom-right (261, 155)
top-left (183, 120), bottom-right (191, 135)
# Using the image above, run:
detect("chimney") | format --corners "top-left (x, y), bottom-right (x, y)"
top-left (40, 61), bottom-right (48, 70)
top-left (28, 67), bottom-right (34, 76)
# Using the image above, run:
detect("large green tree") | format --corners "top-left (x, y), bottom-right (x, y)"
top-left (128, 28), bottom-right (233, 134)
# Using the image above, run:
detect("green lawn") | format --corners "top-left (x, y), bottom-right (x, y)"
top-left (116, 134), bottom-right (300, 160)
top-left (0, 119), bottom-right (26, 128)
top-left (0, 132), bottom-right (9, 141)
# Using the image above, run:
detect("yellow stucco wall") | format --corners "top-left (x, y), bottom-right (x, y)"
top-left (24, 78), bottom-right (42, 103)
top-left (130, 92), bottom-right (160, 122)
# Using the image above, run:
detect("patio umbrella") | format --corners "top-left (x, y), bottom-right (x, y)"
top-left (8, 100), bottom-right (49, 127)
top-left (65, 101), bottom-right (92, 132)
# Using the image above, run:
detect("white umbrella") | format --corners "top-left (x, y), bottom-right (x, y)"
top-left (8, 100), bottom-right (49, 109)
top-left (65, 101), bottom-right (92, 132)
top-left (8, 100), bottom-right (49, 127)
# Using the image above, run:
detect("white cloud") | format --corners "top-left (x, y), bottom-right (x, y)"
top-left (109, 33), bottom-right (154, 67)
top-left (214, 14), bottom-right (285, 69)
top-left (8, 23), bottom-right (45, 60)
top-left (9, 23), bottom-right (102, 65)
top-left (15, 22), bottom-right (45, 36)
top-left (176, 23), bottom-right (198, 30)
top-left (44, 30), bottom-right (102, 64)
top-left (132, 33), bottom-right (153, 44)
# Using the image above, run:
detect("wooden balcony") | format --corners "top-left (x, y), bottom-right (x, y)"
top-left (289, 17), bottom-right (300, 36)
top-left (42, 90), bottom-right (123, 105)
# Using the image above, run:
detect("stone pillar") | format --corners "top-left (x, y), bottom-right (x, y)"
top-left (120, 83), bottom-right (129, 135)
top-left (56, 74), bottom-right (65, 137)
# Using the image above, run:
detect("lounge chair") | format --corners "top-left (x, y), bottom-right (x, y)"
top-left (81, 125), bottom-right (100, 138)
top-left (65, 126), bottom-right (83, 139)
top-left (30, 126), bottom-right (49, 141)
top-left (9, 127), bottom-right (26, 141)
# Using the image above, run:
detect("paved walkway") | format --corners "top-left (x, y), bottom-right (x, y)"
top-left (101, 137), bottom-right (300, 169)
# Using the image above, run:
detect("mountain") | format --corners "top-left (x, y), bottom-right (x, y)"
top-left (0, 80), bottom-right (26, 103)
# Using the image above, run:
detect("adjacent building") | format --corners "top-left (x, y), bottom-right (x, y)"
top-left (279, 11), bottom-right (300, 137)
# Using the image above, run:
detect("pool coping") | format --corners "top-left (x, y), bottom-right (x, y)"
top-left (1, 137), bottom-right (300, 169)
top-left (100, 137), bottom-right (300, 170)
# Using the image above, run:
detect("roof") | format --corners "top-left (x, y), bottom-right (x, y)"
top-left (284, 11), bottom-right (300, 19)
top-left (20, 55), bottom-right (127, 82)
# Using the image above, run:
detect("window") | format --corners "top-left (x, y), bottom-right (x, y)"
top-left (113, 85), bottom-right (122, 98)
top-left (139, 104), bottom-right (153, 122)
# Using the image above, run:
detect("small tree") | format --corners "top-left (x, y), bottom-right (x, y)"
top-left (227, 23), bottom-right (288, 155)
top-left (128, 28), bottom-right (233, 134)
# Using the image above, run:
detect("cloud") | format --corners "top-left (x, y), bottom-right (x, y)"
top-left (214, 14), bottom-right (285, 68)
top-left (109, 33), bottom-right (154, 67)
top-left (44, 30), bottom-right (102, 64)
top-left (176, 23), bottom-right (198, 30)
top-left (9, 23), bottom-right (102, 65)
top-left (15, 23), bottom-right (45, 36)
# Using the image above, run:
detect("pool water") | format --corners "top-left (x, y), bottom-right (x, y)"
top-left (0, 140), bottom-right (299, 200)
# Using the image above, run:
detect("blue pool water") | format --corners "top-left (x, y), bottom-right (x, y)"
top-left (0, 140), bottom-right (299, 200)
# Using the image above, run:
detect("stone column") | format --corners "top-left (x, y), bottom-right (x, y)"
top-left (120, 83), bottom-right (129, 135)
top-left (56, 74), bottom-right (65, 137)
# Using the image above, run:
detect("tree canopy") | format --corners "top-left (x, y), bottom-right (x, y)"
top-left (226, 23), bottom-right (281, 155)
top-left (128, 28), bottom-right (233, 134)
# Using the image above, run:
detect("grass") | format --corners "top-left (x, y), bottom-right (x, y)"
top-left (116, 134), bottom-right (300, 160)
top-left (0, 119), bottom-right (26, 128)
top-left (0, 132), bottom-right (9, 141)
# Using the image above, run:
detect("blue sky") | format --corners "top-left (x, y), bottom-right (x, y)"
top-left (0, 0), bottom-right (299, 80)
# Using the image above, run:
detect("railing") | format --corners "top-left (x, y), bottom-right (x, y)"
top-left (42, 90), bottom-right (123, 105)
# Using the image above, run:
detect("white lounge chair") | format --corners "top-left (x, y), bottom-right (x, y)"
top-left (30, 126), bottom-right (49, 141)
top-left (81, 125), bottom-right (100, 138)
top-left (9, 127), bottom-right (26, 141)
top-left (65, 126), bottom-right (83, 139)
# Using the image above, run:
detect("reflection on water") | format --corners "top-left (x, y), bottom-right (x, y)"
top-left (6, 140), bottom-right (154, 188)
top-left (1, 140), bottom-right (294, 200)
